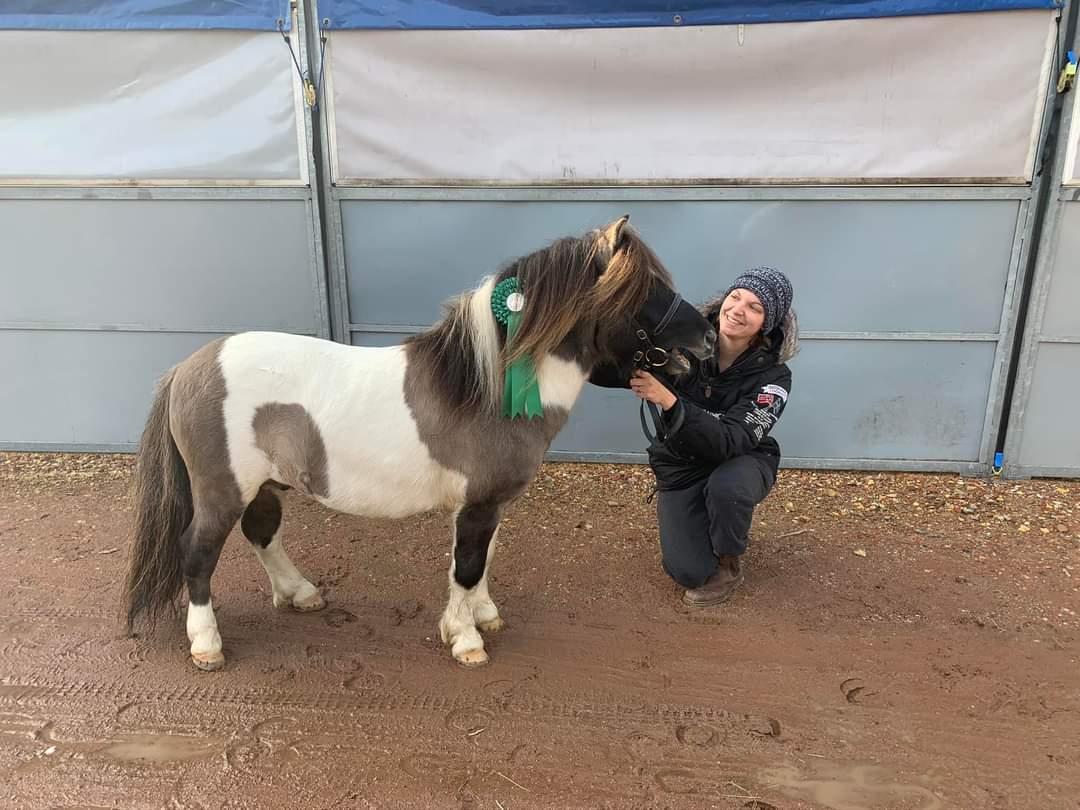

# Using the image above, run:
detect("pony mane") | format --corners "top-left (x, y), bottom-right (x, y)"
top-left (405, 276), bottom-right (500, 416)
top-left (506, 226), bottom-right (674, 365)
top-left (407, 225), bottom-right (672, 415)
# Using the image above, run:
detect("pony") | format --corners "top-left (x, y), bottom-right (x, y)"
top-left (123, 215), bottom-right (715, 670)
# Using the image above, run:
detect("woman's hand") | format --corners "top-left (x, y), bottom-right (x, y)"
top-left (630, 370), bottom-right (677, 411)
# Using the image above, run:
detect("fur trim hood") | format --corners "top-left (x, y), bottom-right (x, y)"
top-left (700, 295), bottom-right (800, 364)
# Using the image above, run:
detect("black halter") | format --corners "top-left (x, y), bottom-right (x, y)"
top-left (632, 292), bottom-right (683, 444)
top-left (632, 292), bottom-right (682, 370)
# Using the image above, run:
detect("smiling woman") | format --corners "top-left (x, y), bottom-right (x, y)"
top-left (593, 266), bottom-right (798, 607)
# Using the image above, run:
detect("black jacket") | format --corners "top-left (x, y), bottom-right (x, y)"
top-left (591, 322), bottom-right (796, 492)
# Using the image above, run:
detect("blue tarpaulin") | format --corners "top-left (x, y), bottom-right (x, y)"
top-left (0, 1), bottom-right (291, 31)
top-left (0, 0), bottom-right (1059, 31)
top-left (320, 0), bottom-right (1060, 29)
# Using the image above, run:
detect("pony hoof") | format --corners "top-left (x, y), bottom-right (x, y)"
top-left (191, 651), bottom-right (225, 671)
top-left (455, 648), bottom-right (490, 668)
top-left (291, 592), bottom-right (326, 612)
top-left (477, 617), bottom-right (506, 633)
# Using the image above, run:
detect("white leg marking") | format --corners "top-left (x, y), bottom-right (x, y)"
top-left (440, 580), bottom-right (487, 663)
top-left (254, 535), bottom-right (324, 611)
top-left (439, 514), bottom-right (488, 666)
top-left (186, 600), bottom-right (224, 670)
top-left (468, 529), bottom-right (504, 632)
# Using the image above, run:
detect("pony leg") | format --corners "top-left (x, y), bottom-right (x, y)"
top-left (468, 528), bottom-right (504, 633)
top-left (241, 486), bottom-right (325, 612)
top-left (439, 502), bottom-right (500, 667)
top-left (183, 496), bottom-right (243, 672)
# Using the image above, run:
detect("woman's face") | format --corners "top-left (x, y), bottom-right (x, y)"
top-left (718, 288), bottom-right (766, 341)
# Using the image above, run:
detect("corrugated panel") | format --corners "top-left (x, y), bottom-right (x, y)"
top-left (340, 199), bottom-right (1018, 334)
top-left (0, 331), bottom-right (230, 448)
top-left (340, 197), bottom-right (1017, 462)
top-left (1, 199), bottom-right (318, 333)
top-left (1015, 343), bottom-right (1080, 469)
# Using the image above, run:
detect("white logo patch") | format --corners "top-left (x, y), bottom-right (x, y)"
top-left (762, 384), bottom-right (789, 402)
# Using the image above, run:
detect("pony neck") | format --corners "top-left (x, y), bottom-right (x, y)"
top-left (532, 352), bottom-right (589, 414)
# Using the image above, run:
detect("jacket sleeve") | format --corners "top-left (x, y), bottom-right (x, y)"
top-left (660, 365), bottom-right (792, 464)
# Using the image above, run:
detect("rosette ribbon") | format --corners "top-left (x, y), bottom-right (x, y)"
top-left (491, 277), bottom-right (543, 420)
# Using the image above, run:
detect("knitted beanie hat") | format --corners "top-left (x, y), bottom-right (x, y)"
top-left (722, 266), bottom-right (793, 334)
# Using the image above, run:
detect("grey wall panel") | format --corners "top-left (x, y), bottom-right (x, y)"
top-left (1015, 343), bottom-right (1080, 470)
top-left (1, 200), bottom-right (318, 332)
top-left (1040, 202), bottom-right (1080, 338)
top-left (349, 331), bottom-right (411, 348)
top-left (758, 340), bottom-right (994, 462)
top-left (339, 198), bottom-right (1017, 465)
top-left (0, 331), bottom-right (227, 448)
top-left (341, 199), bottom-right (1019, 334)
top-left (550, 340), bottom-right (996, 462)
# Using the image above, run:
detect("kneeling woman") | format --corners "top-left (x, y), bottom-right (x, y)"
top-left (594, 267), bottom-right (798, 607)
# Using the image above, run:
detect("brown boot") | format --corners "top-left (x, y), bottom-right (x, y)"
top-left (682, 555), bottom-right (744, 607)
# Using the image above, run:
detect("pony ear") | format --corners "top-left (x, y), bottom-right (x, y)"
top-left (601, 214), bottom-right (630, 252)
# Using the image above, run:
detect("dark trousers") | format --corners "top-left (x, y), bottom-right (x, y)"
top-left (657, 454), bottom-right (777, 589)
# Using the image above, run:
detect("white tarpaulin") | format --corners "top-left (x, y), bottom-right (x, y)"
top-left (0, 31), bottom-right (304, 182)
top-left (327, 10), bottom-right (1055, 183)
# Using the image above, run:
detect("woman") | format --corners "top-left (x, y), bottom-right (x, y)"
top-left (595, 266), bottom-right (798, 607)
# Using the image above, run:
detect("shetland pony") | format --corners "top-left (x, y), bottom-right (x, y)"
top-left (124, 216), bottom-right (715, 669)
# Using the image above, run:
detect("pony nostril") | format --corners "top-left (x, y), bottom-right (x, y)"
top-left (704, 328), bottom-right (717, 348)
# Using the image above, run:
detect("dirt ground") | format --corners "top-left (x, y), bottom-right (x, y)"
top-left (0, 452), bottom-right (1078, 810)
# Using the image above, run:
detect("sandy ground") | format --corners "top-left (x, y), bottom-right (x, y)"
top-left (1, 452), bottom-right (1078, 810)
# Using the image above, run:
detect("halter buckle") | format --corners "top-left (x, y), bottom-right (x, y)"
top-left (645, 347), bottom-right (669, 367)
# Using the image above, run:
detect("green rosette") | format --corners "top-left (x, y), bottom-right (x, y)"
top-left (491, 277), bottom-right (543, 420)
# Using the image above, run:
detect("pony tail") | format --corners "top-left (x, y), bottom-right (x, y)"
top-left (779, 307), bottom-right (800, 363)
top-left (123, 369), bottom-right (193, 634)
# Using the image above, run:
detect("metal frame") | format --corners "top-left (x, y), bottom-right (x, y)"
top-left (308, 0), bottom-right (350, 342)
top-left (292, 2), bottom-right (333, 342)
top-left (332, 186), bottom-right (1032, 201)
top-left (1003, 14), bottom-right (1080, 478)
top-left (1, 442), bottom-right (139, 454)
top-left (548, 450), bottom-right (990, 475)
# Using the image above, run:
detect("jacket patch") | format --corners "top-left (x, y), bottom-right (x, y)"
top-left (744, 409), bottom-right (776, 430)
top-left (762, 384), bottom-right (789, 402)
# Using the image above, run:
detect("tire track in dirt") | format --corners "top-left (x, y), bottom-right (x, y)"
top-left (0, 675), bottom-right (782, 738)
